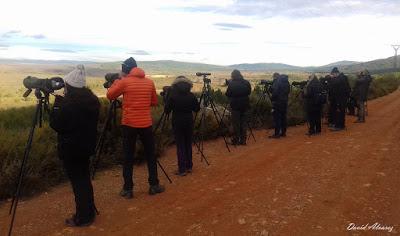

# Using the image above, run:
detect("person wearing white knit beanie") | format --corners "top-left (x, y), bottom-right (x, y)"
top-left (64, 64), bottom-right (86, 88)
top-left (50, 64), bottom-right (100, 227)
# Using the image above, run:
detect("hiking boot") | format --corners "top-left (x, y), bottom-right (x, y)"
top-left (120, 189), bottom-right (133, 199)
top-left (65, 214), bottom-right (94, 227)
top-left (268, 134), bottom-right (280, 139)
top-left (330, 127), bottom-right (344, 132)
top-left (280, 133), bottom-right (287, 137)
top-left (230, 138), bottom-right (239, 145)
top-left (186, 168), bottom-right (193, 173)
top-left (174, 170), bottom-right (187, 176)
top-left (149, 185), bottom-right (165, 195)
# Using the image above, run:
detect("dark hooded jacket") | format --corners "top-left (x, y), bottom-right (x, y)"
top-left (225, 70), bottom-right (252, 111)
top-left (50, 86), bottom-right (100, 159)
top-left (329, 73), bottom-right (351, 103)
top-left (304, 77), bottom-right (324, 111)
top-left (165, 78), bottom-right (200, 128)
top-left (353, 75), bottom-right (372, 101)
top-left (271, 74), bottom-right (290, 106)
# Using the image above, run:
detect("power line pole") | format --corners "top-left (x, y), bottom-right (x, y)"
top-left (392, 45), bottom-right (400, 70)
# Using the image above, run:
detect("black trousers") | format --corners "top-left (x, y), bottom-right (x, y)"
top-left (328, 99), bottom-right (335, 125)
top-left (173, 123), bottom-right (193, 173)
top-left (272, 103), bottom-right (287, 136)
top-left (307, 108), bottom-right (322, 134)
top-left (122, 125), bottom-right (159, 190)
top-left (63, 157), bottom-right (95, 222)
top-left (335, 101), bottom-right (346, 128)
top-left (231, 109), bottom-right (248, 142)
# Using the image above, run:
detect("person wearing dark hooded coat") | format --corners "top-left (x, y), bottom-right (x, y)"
top-left (303, 74), bottom-right (324, 135)
top-left (353, 70), bottom-right (372, 123)
top-left (269, 73), bottom-right (290, 138)
top-left (165, 76), bottom-right (200, 176)
top-left (50, 65), bottom-right (100, 227)
top-left (225, 70), bottom-right (251, 145)
top-left (328, 67), bottom-right (351, 131)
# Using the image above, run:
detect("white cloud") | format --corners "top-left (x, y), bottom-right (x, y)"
top-left (0, 0), bottom-right (399, 66)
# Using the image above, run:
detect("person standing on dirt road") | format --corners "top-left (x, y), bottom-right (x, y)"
top-left (328, 67), bottom-right (351, 131)
top-left (50, 65), bottom-right (100, 227)
top-left (303, 74), bottom-right (324, 135)
top-left (352, 70), bottom-right (373, 123)
top-left (269, 72), bottom-right (290, 138)
top-left (225, 69), bottom-right (252, 145)
top-left (165, 76), bottom-right (200, 176)
top-left (107, 57), bottom-right (165, 199)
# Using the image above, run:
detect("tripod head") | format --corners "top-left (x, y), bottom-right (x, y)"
top-left (196, 72), bottom-right (212, 84)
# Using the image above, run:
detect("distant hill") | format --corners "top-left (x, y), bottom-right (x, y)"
top-left (228, 63), bottom-right (304, 72)
top-left (0, 56), bottom-right (399, 75)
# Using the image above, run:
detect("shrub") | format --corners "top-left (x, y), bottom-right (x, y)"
top-left (0, 73), bottom-right (399, 200)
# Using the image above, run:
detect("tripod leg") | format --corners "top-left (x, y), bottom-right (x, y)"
top-left (157, 160), bottom-right (172, 183)
top-left (8, 101), bottom-right (41, 236)
top-left (91, 100), bottom-right (116, 179)
top-left (246, 120), bottom-right (256, 142)
top-left (193, 110), bottom-right (210, 165)
top-left (209, 100), bottom-right (231, 152)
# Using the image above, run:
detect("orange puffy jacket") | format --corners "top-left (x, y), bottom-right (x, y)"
top-left (107, 67), bottom-right (158, 128)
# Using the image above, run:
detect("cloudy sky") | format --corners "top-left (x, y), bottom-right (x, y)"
top-left (0, 0), bottom-right (399, 66)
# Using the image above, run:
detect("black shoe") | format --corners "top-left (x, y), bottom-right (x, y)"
top-left (230, 138), bottom-right (239, 145)
top-left (186, 168), bottom-right (192, 173)
top-left (268, 134), bottom-right (280, 139)
top-left (120, 189), bottom-right (133, 199)
top-left (149, 185), bottom-right (165, 195)
top-left (330, 127), bottom-right (344, 132)
top-left (174, 170), bottom-right (187, 176)
top-left (280, 133), bottom-right (286, 137)
top-left (328, 123), bottom-right (335, 128)
top-left (65, 215), bottom-right (94, 227)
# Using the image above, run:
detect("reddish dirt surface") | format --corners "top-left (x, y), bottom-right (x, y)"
top-left (1, 90), bottom-right (400, 236)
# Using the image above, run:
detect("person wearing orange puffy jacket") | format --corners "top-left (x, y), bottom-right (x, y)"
top-left (107, 57), bottom-right (165, 199)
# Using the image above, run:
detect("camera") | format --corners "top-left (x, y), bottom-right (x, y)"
top-left (291, 81), bottom-right (308, 89)
top-left (23, 76), bottom-right (65, 97)
top-left (103, 73), bottom-right (121, 89)
top-left (196, 72), bottom-right (211, 83)
top-left (160, 86), bottom-right (172, 100)
top-left (260, 80), bottom-right (273, 86)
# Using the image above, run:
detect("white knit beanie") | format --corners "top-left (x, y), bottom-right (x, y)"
top-left (64, 64), bottom-right (86, 88)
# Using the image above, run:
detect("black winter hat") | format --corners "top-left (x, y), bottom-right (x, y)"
top-left (231, 69), bottom-right (243, 80)
top-left (331, 67), bottom-right (339, 74)
top-left (122, 57), bottom-right (137, 74)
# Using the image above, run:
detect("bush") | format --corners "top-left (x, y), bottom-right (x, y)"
top-left (0, 73), bottom-right (399, 200)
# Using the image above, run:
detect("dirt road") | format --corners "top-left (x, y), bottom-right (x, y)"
top-left (1, 90), bottom-right (399, 236)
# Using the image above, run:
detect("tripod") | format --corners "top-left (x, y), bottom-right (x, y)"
top-left (193, 74), bottom-right (231, 164)
top-left (8, 89), bottom-right (50, 236)
top-left (91, 99), bottom-right (121, 179)
top-left (250, 84), bottom-right (272, 128)
top-left (90, 99), bottom-right (172, 183)
top-left (219, 102), bottom-right (256, 143)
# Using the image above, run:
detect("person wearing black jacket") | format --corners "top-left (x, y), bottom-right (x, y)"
top-left (304, 74), bottom-right (324, 135)
top-left (165, 76), bottom-right (200, 176)
top-left (225, 70), bottom-right (252, 145)
top-left (49, 65), bottom-right (100, 227)
top-left (269, 73), bottom-right (290, 138)
top-left (353, 70), bottom-right (372, 123)
top-left (328, 67), bottom-right (351, 131)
